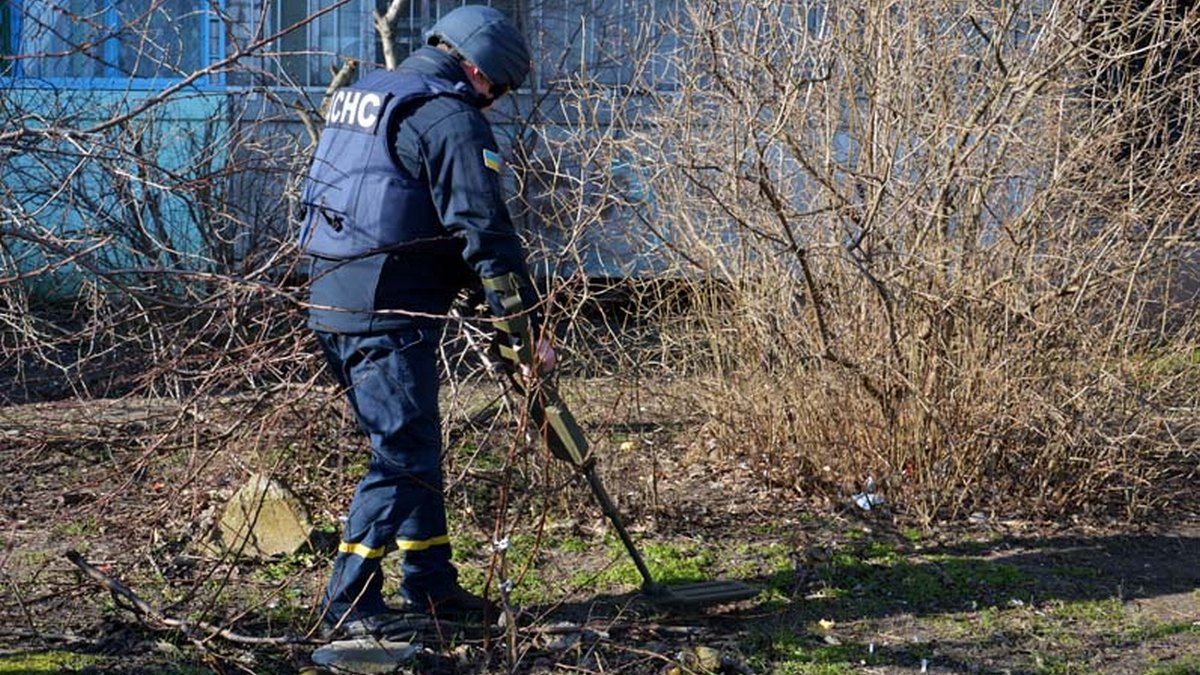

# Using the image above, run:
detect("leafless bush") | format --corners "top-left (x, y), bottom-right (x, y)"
top-left (525, 0), bottom-right (1200, 522)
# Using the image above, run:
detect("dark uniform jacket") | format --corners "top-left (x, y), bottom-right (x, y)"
top-left (302, 46), bottom-right (536, 334)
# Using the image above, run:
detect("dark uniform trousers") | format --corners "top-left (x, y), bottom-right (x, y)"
top-left (315, 326), bottom-right (457, 622)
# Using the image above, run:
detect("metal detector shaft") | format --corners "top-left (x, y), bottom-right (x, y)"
top-left (523, 378), bottom-right (659, 594)
top-left (579, 466), bottom-right (658, 592)
top-left (522, 378), bottom-right (761, 609)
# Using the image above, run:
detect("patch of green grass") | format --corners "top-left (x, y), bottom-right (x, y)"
top-left (0, 651), bottom-right (103, 673)
top-left (453, 441), bottom-right (509, 472)
top-left (939, 556), bottom-right (1027, 589)
top-left (1045, 598), bottom-right (1126, 624)
top-left (816, 545), bottom-right (1031, 615)
top-left (1009, 597), bottom-right (1132, 648)
top-left (567, 537), bottom-right (716, 591)
top-left (453, 526), bottom-right (620, 603)
top-left (451, 529), bottom-right (485, 557)
top-left (901, 527), bottom-right (923, 543)
top-left (263, 442), bottom-right (300, 466)
top-left (727, 541), bottom-right (792, 582)
top-left (768, 634), bottom-right (849, 674)
top-left (739, 629), bottom-right (955, 675)
top-left (925, 611), bottom-right (976, 639)
top-left (457, 533), bottom-right (551, 604)
top-left (256, 552), bottom-right (319, 582)
top-left (1136, 347), bottom-right (1200, 378)
top-left (129, 658), bottom-right (213, 675)
top-left (640, 540), bottom-right (714, 584)
top-left (976, 605), bottom-right (1002, 630)
top-left (1128, 620), bottom-right (1200, 642)
top-left (54, 516), bottom-right (101, 538)
top-left (456, 562), bottom-right (486, 597)
top-left (749, 632), bottom-right (889, 675)
top-left (453, 557), bottom-right (546, 605)
top-left (776, 662), bottom-right (855, 675)
top-left (862, 541), bottom-right (900, 563)
top-left (1147, 655), bottom-right (1200, 675)
top-left (11, 550), bottom-right (53, 570)
top-left (557, 535), bottom-right (589, 554)
top-left (1050, 565), bottom-right (1100, 579)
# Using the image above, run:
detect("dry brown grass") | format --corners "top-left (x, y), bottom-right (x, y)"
top-left (524, 0), bottom-right (1200, 523)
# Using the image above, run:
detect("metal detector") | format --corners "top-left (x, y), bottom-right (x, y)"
top-left (481, 275), bottom-right (760, 610)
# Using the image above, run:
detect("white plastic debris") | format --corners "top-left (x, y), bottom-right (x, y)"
top-left (921, 658), bottom-right (929, 672)
top-left (853, 492), bottom-right (885, 510)
top-left (853, 476), bottom-right (884, 510)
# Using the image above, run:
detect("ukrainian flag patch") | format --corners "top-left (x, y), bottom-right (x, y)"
top-left (483, 148), bottom-right (502, 172)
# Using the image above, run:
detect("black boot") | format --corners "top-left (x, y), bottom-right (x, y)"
top-left (320, 609), bottom-right (425, 641)
top-left (400, 584), bottom-right (500, 627)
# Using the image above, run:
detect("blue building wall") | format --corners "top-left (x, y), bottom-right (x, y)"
top-left (3, 88), bottom-right (230, 300)
top-left (2, 0), bottom-right (688, 302)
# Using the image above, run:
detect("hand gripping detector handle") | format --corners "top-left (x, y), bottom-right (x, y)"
top-left (483, 273), bottom-right (588, 468)
top-left (481, 273), bottom-right (536, 372)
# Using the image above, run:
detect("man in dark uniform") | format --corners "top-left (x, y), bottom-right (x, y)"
top-left (298, 5), bottom-right (554, 639)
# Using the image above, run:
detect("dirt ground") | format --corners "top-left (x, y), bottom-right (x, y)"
top-left (1, 392), bottom-right (1197, 674)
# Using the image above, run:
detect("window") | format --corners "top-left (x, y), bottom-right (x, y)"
top-left (272, 0), bottom-right (365, 88)
top-left (378, 0), bottom-right (522, 65)
top-left (534, 0), bottom-right (681, 91)
top-left (4, 0), bottom-right (223, 86)
top-left (269, 1), bottom-right (523, 89)
top-left (0, 1), bottom-right (13, 75)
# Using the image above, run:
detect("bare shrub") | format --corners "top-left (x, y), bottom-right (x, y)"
top-left (539, 0), bottom-right (1200, 522)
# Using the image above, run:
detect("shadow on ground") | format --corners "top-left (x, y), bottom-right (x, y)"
top-left (543, 531), bottom-right (1198, 619)
top-left (528, 530), bottom-right (1200, 673)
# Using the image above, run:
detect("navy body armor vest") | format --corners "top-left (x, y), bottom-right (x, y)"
top-left (299, 71), bottom-right (470, 259)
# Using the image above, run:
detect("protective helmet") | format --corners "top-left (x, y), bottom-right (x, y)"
top-left (425, 5), bottom-right (531, 91)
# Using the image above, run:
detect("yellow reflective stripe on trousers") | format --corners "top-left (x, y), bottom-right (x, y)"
top-left (338, 541), bottom-right (386, 559)
top-left (395, 534), bottom-right (450, 551)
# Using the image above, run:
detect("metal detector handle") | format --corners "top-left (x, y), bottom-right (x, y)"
top-left (581, 464), bottom-right (659, 594)
top-left (481, 273), bottom-right (581, 467)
